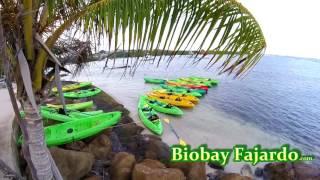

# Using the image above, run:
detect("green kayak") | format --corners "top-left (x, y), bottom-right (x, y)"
top-left (20, 107), bottom-right (103, 122)
top-left (52, 82), bottom-right (92, 92)
top-left (18, 111), bottom-right (121, 147)
top-left (63, 88), bottom-right (102, 99)
top-left (144, 77), bottom-right (166, 84)
top-left (46, 101), bottom-right (94, 110)
top-left (178, 78), bottom-right (213, 87)
top-left (160, 84), bottom-right (206, 95)
top-left (142, 95), bottom-right (183, 116)
top-left (138, 96), bottom-right (163, 135)
top-left (189, 77), bottom-right (219, 85)
top-left (153, 87), bottom-right (202, 97)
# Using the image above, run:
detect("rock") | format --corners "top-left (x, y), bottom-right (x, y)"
top-left (293, 162), bottom-right (320, 179)
top-left (114, 123), bottom-right (144, 141)
top-left (50, 147), bottom-right (94, 180)
top-left (263, 162), bottom-right (295, 180)
top-left (168, 162), bottom-right (206, 180)
top-left (141, 136), bottom-right (170, 161)
top-left (83, 175), bottom-right (103, 180)
top-left (64, 141), bottom-right (86, 151)
top-left (240, 164), bottom-right (253, 178)
top-left (90, 160), bottom-right (111, 177)
top-left (132, 159), bottom-right (185, 180)
top-left (254, 167), bottom-right (264, 177)
top-left (217, 173), bottom-right (253, 180)
top-left (83, 134), bottom-right (112, 160)
top-left (109, 131), bottom-right (124, 152)
top-left (110, 152), bottom-right (136, 180)
top-left (139, 159), bottom-right (166, 169)
top-left (207, 172), bottom-right (217, 180)
top-left (208, 162), bottom-right (224, 170)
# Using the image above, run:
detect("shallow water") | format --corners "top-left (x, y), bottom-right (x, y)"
top-left (66, 55), bottom-right (320, 171)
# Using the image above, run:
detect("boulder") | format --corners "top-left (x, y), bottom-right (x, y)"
top-left (110, 152), bottom-right (136, 180)
top-left (254, 167), bottom-right (264, 177)
top-left (83, 134), bottom-right (112, 160)
top-left (83, 175), bottom-right (103, 180)
top-left (208, 162), bottom-right (224, 170)
top-left (142, 136), bottom-right (170, 161)
top-left (263, 162), bottom-right (295, 180)
top-left (132, 159), bottom-right (185, 180)
top-left (217, 173), bottom-right (253, 180)
top-left (293, 162), bottom-right (320, 180)
top-left (50, 147), bottom-right (94, 180)
top-left (114, 123), bottom-right (144, 141)
top-left (64, 141), bottom-right (86, 151)
top-left (168, 162), bottom-right (206, 180)
top-left (139, 159), bottom-right (166, 169)
top-left (240, 164), bottom-right (253, 179)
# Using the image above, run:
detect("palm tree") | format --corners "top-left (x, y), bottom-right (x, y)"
top-left (0, 0), bottom-right (266, 179)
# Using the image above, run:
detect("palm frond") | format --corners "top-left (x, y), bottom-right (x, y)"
top-left (29, 0), bottom-right (265, 90)
top-left (79, 0), bottom-right (266, 76)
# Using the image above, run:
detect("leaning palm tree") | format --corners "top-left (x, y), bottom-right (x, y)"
top-left (0, 0), bottom-right (266, 179)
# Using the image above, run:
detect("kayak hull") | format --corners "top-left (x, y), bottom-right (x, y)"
top-left (160, 84), bottom-right (206, 95)
top-left (18, 111), bottom-right (122, 146)
top-left (40, 106), bottom-right (103, 122)
top-left (138, 96), bottom-right (163, 135)
top-left (150, 91), bottom-right (199, 104)
top-left (143, 96), bottom-right (183, 116)
top-left (63, 88), bottom-right (102, 99)
top-left (46, 101), bottom-right (94, 110)
top-left (144, 77), bottom-right (166, 84)
top-left (52, 82), bottom-right (92, 92)
top-left (147, 95), bottom-right (194, 108)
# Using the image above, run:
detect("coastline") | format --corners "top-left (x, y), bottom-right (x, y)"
top-left (1, 84), bottom-right (319, 179)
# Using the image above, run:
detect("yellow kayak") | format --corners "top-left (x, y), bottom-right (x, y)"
top-left (147, 94), bottom-right (195, 108)
top-left (151, 90), bottom-right (199, 104)
top-left (52, 82), bottom-right (92, 92)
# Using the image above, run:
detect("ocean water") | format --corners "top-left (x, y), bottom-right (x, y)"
top-left (66, 55), bottom-right (320, 171)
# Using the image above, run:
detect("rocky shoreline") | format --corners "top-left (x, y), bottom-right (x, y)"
top-left (16, 88), bottom-right (319, 180)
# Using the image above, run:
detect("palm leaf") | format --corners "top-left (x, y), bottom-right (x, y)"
top-left (29, 0), bottom-right (264, 90)
top-left (78, 0), bottom-right (266, 76)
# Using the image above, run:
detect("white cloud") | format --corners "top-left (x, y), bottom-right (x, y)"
top-left (239, 0), bottom-right (320, 59)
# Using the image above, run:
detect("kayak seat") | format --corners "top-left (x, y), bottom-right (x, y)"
top-left (142, 107), bottom-right (152, 111)
top-left (160, 96), bottom-right (165, 99)
top-left (164, 104), bottom-right (173, 108)
top-left (67, 128), bottom-right (73, 134)
top-left (148, 114), bottom-right (159, 121)
top-left (58, 108), bottom-right (67, 115)
top-left (168, 93), bottom-right (173, 95)
top-left (176, 98), bottom-right (181, 101)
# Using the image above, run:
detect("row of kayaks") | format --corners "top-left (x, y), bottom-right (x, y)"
top-left (144, 76), bottom-right (219, 87)
top-left (139, 76), bottom-right (218, 135)
top-left (52, 81), bottom-right (102, 99)
top-left (18, 82), bottom-right (121, 147)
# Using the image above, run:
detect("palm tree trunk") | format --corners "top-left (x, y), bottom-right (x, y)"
top-left (21, 100), bottom-right (53, 180)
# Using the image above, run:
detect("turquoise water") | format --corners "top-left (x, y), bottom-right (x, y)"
top-left (67, 55), bottom-right (320, 168)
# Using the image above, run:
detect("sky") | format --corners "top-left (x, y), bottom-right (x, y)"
top-left (238, 0), bottom-right (320, 59)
